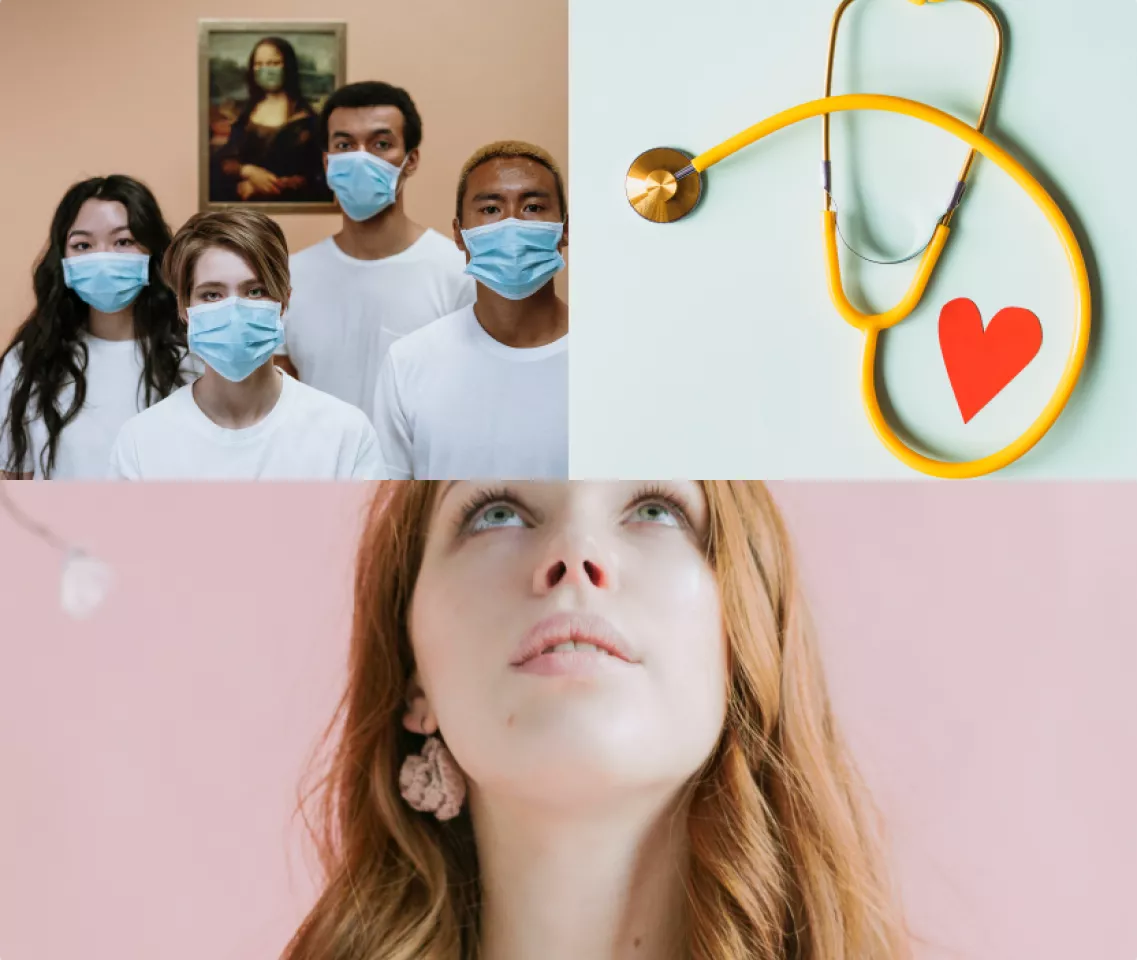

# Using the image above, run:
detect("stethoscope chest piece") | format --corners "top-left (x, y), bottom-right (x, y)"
top-left (626, 147), bottom-right (703, 223)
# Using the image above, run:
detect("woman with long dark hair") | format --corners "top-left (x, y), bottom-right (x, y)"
top-left (0, 175), bottom-right (195, 479)
top-left (213, 37), bottom-right (329, 203)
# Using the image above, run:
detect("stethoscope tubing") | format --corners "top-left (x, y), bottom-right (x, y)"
top-left (687, 93), bottom-right (1090, 479)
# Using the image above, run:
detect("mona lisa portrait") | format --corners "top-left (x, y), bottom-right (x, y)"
top-left (198, 20), bottom-right (347, 214)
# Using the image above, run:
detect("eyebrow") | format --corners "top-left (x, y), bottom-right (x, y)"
top-left (193, 278), bottom-right (262, 289)
top-left (68, 226), bottom-right (132, 238)
top-left (331, 126), bottom-right (394, 140)
top-left (470, 189), bottom-right (552, 203)
top-left (70, 226), bottom-right (131, 237)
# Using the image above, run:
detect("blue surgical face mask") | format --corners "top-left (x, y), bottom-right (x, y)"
top-left (460, 218), bottom-right (566, 301)
top-left (187, 297), bottom-right (285, 383)
top-left (326, 151), bottom-right (406, 222)
top-left (255, 65), bottom-right (285, 91)
top-left (63, 252), bottom-right (150, 314)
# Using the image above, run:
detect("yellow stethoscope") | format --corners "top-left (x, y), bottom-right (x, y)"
top-left (625, 0), bottom-right (1091, 479)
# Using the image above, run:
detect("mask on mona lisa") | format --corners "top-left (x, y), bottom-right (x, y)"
top-left (255, 66), bottom-right (285, 92)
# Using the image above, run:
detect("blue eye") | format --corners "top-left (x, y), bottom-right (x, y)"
top-left (629, 501), bottom-right (680, 527)
top-left (471, 503), bottom-right (525, 532)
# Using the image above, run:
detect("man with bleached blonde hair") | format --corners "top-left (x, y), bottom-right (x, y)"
top-left (371, 140), bottom-right (568, 479)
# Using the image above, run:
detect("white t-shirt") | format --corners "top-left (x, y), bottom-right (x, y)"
top-left (108, 371), bottom-right (385, 480)
top-left (278, 229), bottom-right (476, 414)
top-left (0, 334), bottom-right (198, 479)
top-left (372, 306), bottom-right (568, 479)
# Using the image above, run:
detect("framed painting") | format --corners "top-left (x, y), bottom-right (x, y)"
top-left (198, 20), bottom-right (347, 214)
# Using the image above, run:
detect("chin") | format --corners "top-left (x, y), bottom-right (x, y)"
top-left (466, 709), bottom-right (709, 805)
top-left (486, 749), bottom-right (676, 809)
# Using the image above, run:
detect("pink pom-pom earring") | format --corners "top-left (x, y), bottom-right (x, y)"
top-left (399, 736), bottom-right (467, 821)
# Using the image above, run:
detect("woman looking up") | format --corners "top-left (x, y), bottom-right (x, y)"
top-left (284, 480), bottom-right (908, 960)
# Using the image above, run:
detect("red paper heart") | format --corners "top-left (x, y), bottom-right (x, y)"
top-left (939, 298), bottom-right (1043, 424)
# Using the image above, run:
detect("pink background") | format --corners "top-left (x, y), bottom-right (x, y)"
top-left (0, 483), bottom-right (1133, 960)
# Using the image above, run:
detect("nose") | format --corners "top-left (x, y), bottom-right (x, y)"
top-left (533, 533), bottom-right (615, 594)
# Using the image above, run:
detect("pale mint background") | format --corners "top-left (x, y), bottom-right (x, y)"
top-left (568, 0), bottom-right (1136, 478)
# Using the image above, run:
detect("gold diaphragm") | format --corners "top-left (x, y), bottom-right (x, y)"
top-left (625, 147), bottom-right (702, 223)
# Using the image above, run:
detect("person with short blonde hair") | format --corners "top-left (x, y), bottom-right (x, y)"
top-left (371, 140), bottom-right (569, 479)
top-left (454, 140), bottom-right (567, 223)
top-left (108, 210), bottom-right (385, 480)
top-left (164, 209), bottom-right (292, 308)
top-left (274, 81), bottom-right (475, 414)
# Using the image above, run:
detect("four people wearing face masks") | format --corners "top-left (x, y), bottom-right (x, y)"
top-left (371, 141), bottom-right (569, 479)
top-left (108, 210), bottom-right (383, 480)
top-left (2, 83), bottom-right (566, 481)
top-left (273, 82), bottom-right (475, 414)
top-left (0, 175), bottom-right (197, 479)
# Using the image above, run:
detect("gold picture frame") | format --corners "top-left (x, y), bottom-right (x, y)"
top-left (198, 19), bottom-right (347, 214)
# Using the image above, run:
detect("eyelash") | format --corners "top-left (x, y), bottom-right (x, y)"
top-left (454, 483), bottom-right (693, 535)
top-left (70, 238), bottom-right (136, 250)
top-left (455, 484), bottom-right (519, 533)
top-left (479, 204), bottom-right (544, 214)
top-left (333, 142), bottom-right (391, 151)
top-left (631, 482), bottom-right (692, 529)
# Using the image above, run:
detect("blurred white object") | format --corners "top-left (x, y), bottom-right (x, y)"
top-left (60, 550), bottom-right (114, 620)
top-left (1, 479), bottom-right (114, 619)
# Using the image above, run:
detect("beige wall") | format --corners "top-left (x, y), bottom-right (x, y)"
top-left (0, 0), bottom-right (567, 346)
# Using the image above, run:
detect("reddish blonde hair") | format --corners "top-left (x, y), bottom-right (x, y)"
top-left (283, 481), bottom-right (909, 960)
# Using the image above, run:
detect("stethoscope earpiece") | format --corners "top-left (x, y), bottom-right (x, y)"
top-left (625, 147), bottom-right (704, 223)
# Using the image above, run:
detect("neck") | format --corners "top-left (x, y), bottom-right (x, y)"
top-left (473, 282), bottom-right (568, 349)
top-left (473, 790), bottom-right (690, 960)
top-left (192, 363), bottom-right (283, 429)
top-left (334, 198), bottom-right (424, 261)
top-left (86, 306), bottom-right (135, 342)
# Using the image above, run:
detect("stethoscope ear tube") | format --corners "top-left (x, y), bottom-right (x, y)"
top-left (822, 0), bottom-right (1005, 221)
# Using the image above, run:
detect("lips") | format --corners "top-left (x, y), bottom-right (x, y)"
top-left (511, 611), bottom-right (638, 667)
